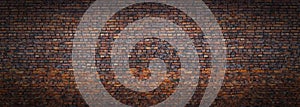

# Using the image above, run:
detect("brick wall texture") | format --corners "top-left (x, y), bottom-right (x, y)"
top-left (0, 0), bottom-right (299, 106)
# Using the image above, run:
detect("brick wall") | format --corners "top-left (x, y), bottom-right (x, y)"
top-left (0, 0), bottom-right (299, 106)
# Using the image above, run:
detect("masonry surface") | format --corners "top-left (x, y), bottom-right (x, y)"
top-left (0, 0), bottom-right (299, 106)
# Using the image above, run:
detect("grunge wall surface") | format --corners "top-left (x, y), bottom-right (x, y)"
top-left (0, 0), bottom-right (299, 106)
